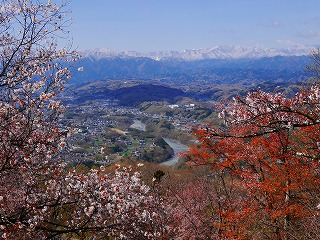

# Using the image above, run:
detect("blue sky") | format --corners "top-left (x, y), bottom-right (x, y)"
top-left (70, 0), bottom-right (320, 52)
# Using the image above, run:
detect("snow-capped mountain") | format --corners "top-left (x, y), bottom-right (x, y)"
top-left (81, 48), bottom-right (144, 60)
top-left (81, 45), bottom-right (313, 61)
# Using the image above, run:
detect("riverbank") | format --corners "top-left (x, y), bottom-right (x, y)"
top-left (161, 138), bottom-right (188, 166)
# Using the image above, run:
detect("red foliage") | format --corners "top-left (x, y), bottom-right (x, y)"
top-left (187, 84), bottom-right (320, 239)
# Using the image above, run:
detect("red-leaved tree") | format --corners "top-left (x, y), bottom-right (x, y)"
top-left (187, 82), bottom-right (320, 239)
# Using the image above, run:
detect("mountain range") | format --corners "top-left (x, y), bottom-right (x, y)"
top-left (65, 45), bottom-right (316, 105)
top-left (81, 45), bottom-right (313, 61)
top-left (69, 45), bottom-right (313, 86)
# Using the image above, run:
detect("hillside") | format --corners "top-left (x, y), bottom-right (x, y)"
top-left (69, 55), bottom-right (311, 86)
top-left (66, 82), bottom-right (185, 107)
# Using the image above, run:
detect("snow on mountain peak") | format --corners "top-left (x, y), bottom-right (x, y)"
top-left (81, 45), bottom-right (313, 61)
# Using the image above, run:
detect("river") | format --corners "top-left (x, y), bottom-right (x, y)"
top-left (161, 138), bottom-right (188, 166)
top-left (130, 120), bottom-right (188, 166)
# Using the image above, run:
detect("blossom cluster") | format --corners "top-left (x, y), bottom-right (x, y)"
top-left (0, 1), bottom-right (170, 239)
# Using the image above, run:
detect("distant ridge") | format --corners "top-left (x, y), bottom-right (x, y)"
top-left (81, 45), bottom-right (314, 61)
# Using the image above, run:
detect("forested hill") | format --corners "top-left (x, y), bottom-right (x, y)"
top-left (69, 55), bottom-right (311, 85)
top-left (67, 83), bottom-right (185, 107)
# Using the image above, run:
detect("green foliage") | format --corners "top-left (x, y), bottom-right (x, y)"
top-left (140, 137), bottom-right (174, 163)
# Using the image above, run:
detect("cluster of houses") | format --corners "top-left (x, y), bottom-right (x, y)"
top-left (59, 99), bottom-right (197, 163)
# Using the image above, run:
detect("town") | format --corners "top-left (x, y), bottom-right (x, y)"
top-left (59, 97), bottom-right (214, 165)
